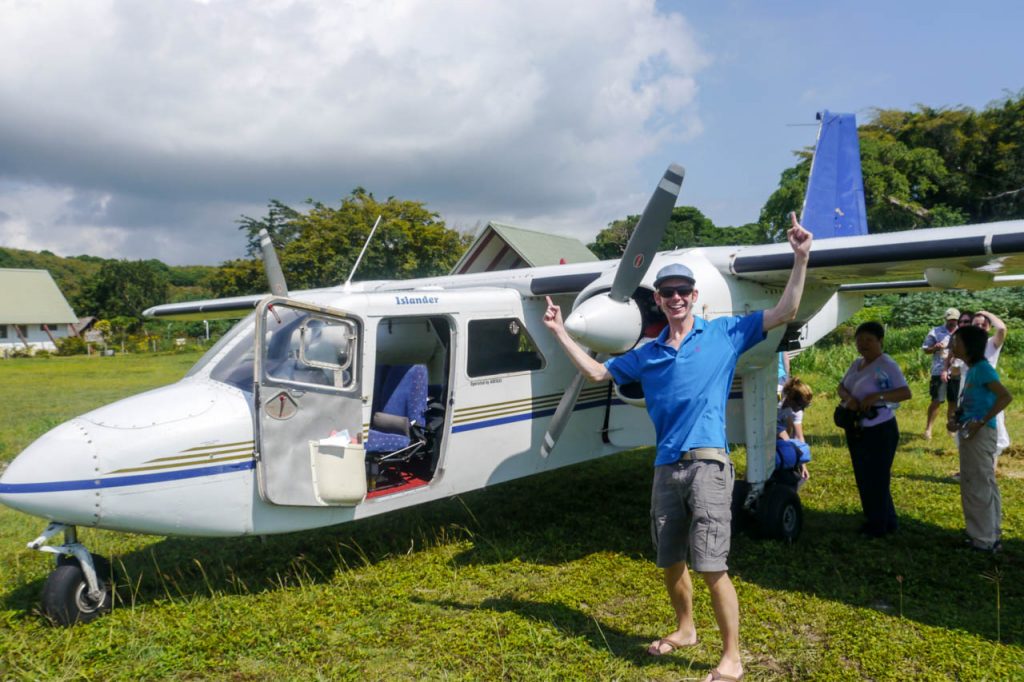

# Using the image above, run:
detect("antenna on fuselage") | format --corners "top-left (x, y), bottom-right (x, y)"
top-left (344, 214), bottom-right (383, 291)
top-left (259, 228), bottom-right (289, 297)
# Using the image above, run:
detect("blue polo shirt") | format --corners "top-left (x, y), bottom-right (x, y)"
top-left (605, 311), bottom-right (766, 466)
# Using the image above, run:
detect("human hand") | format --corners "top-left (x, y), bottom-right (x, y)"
top-left (966, 420), bottom-right (983, 439)
top-left (543, 296), bottom-right (564, 333)
top-left (787, 212), bottom-right (813, 259)
top-left (800, 463), bottom-right (810, 481)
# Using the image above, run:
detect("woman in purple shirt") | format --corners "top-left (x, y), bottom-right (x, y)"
top-left (836, 322), bottom-right (913, 537)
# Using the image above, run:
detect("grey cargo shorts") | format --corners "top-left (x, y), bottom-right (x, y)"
top-left (650, 459), bottom-right (734, 572)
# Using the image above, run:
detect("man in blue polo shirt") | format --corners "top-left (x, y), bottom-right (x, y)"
top-left (543, 213), bottom-right (812, 682)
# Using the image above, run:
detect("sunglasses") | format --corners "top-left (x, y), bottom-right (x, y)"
top-left (657, 285), bottom-right (694, 298)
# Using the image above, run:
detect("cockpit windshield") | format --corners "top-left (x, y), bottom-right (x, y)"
top-left (186, 312), bottom-right (256, 382)
top-left (207, 314), bottom-right (259, 390)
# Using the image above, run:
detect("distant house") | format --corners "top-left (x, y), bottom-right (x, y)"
top-left (450, 222), bottom-right (598, 274)
top-left (0, 269), bottom-right (78, 353)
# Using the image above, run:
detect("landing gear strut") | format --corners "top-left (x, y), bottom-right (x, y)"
top-left (28, 523), bottom-right (113, 625)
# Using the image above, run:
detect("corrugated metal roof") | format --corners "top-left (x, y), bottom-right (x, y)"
top-left (0, 269), bottom-right (78, 324)
top-left (452, 222), bottom-right (597, 274)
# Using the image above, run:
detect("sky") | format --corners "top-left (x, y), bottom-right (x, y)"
top-left (0, 0), bottom-right (1022, 266)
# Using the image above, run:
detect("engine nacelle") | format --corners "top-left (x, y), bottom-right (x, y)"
top-left (564, 295), bottom-right (643, 354)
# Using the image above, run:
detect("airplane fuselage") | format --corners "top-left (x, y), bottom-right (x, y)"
top-left (0, 252), bottom-right (831, 538)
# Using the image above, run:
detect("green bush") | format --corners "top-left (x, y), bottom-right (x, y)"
top-left (871, 287), bottom-right (1024, 328)
top-left (54, 335), bottom-right (88, 356)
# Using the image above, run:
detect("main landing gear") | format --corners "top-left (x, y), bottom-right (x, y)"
top-left (732, 476), bottom-right (803, 542)
top-left (29, 522), bottom-right (113, 625)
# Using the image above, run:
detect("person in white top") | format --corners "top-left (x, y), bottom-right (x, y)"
top-left (943, 311), bottom-right (975, 416)
top-left (837, 322), bottom-right (914, 537)
top-left (922, 308), bottom-right (959, 439)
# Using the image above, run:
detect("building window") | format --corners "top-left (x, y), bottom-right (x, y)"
top-left (0, 325), bottom-right (6, 339)
top-left (467, 318), bottom-right (544, 377)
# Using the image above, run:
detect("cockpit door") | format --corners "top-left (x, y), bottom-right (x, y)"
top-left (254, 297), bottom-right (364, 506)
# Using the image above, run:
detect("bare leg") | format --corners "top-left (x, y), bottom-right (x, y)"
top-left (701, 570), bottom-right (742, 681)
top-left (924, 400), bottom-right (941, 438)
top-left (648, 560), bottom-right (698, 654)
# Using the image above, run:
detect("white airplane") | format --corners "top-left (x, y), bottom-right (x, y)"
top-left (3, 112), bottom-right (1024, 625)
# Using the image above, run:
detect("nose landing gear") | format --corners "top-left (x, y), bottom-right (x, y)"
top-left (29, 522), bottom-right (113, 625)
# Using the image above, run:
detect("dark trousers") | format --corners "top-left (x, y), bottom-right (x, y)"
top-left (847, 418), bottom-right (900, 535)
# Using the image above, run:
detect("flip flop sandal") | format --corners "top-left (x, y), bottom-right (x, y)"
top-left (646, 636), bottom-right (697, 656)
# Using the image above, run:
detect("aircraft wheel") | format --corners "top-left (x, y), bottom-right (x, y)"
top-left (41, 556), bottom-right (112, 626)
top-left (755, 484), bottom-right (802, 541)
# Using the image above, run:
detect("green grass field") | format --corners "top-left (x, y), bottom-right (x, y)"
top-left (0, 348), bottom-right (1021, 680)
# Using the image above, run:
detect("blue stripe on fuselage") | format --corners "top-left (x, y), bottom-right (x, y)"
top-left (0, 460), bottom-right (255, 494)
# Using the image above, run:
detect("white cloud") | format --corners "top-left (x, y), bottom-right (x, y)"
top-left (0, 0), bottom-right (708, 263)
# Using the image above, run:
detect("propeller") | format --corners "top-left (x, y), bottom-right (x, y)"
top-left (540, 163), bottom-right (684, 457)
top-left (259, 228), bottom-right (289, 297)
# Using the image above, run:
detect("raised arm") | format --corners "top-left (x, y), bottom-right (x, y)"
top-left (763, 212), bottom-right (813, 332)
top-left (542, 296), bottom-right (612, 383)
top-left (979, 310), bottom-right (1007, 350)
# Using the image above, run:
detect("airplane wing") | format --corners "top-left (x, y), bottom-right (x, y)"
top-left (718, 219), bottom-right (1024, 293)
top-left (143, 294), bottom-right (265, 320)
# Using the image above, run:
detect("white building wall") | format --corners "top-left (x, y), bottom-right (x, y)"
top-left (0, 323), bottom-right (72, 353)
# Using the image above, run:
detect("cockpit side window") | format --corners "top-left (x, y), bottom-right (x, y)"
top-left (261, 305), bottom-right (358, 391)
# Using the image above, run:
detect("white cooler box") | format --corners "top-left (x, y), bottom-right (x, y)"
top-left (310, 439), bottom-right (367, 505)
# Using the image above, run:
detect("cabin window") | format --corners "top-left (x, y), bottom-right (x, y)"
top-left (467, 317), bottom-right (544, 377)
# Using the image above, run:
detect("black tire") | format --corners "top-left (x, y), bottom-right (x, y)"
top-left (755, 484), bottom-right (803, 541)
top-left (42, 556), bottom-right (112, 626)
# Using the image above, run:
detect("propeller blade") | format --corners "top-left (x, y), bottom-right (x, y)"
top-left (608, 163), bottom-right (684, 302)
top-left (259, 228), bottom-right (289, 297)
top-left (540, 370), bottom-right (587, 458)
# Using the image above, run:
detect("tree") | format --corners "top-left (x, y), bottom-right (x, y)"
top-left (215, 190), bottom-right (473, 296)
top-left (759, 154), bottom-right (812, 241)
top-left (759, 93), bottom-right (1024, 235)
top-left (77, 260), bottom-right (170, 320)
top-left (589, 205), bottom-right (769, 259)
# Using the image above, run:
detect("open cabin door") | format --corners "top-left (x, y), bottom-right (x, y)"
top-left (254, 297), bottom-right (365, 507)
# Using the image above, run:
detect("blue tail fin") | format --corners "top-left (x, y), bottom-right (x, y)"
top-left (800, 111), bottom-right (868, 238)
